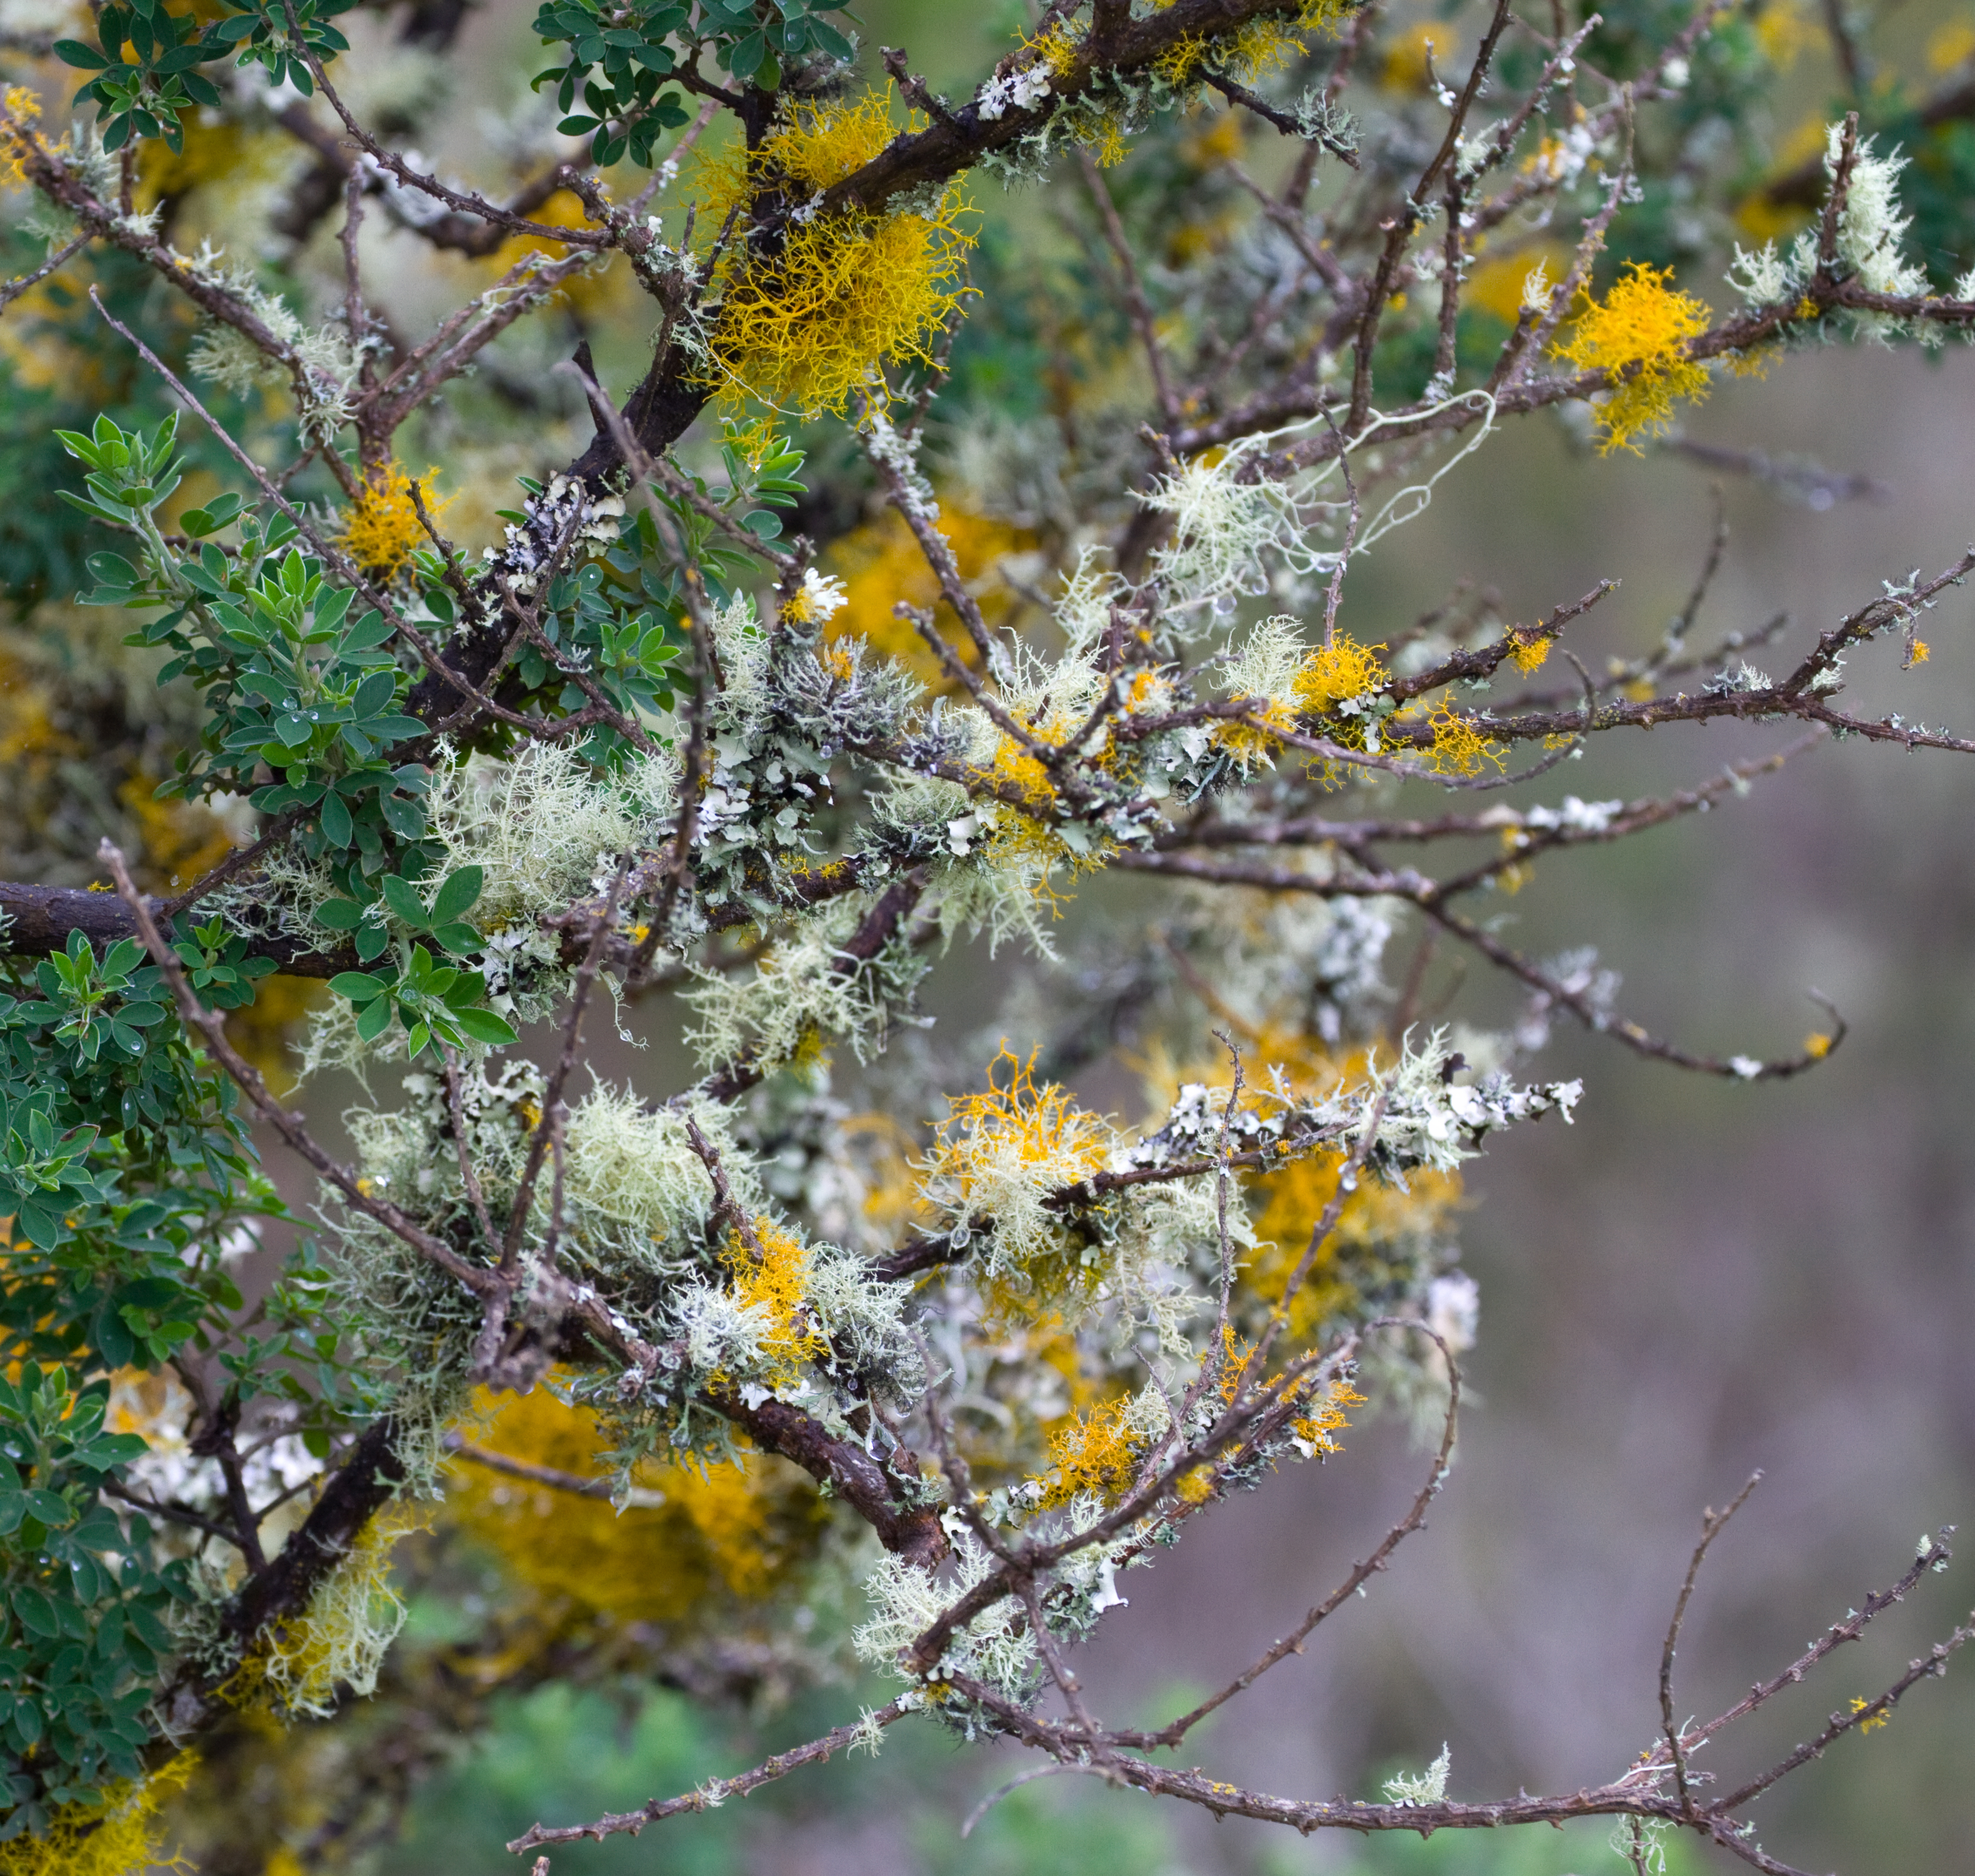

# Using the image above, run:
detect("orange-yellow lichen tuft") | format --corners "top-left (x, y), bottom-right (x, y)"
top-left (932, 1046), bottom-right (1111, 1215)
top-left (1023, 21), bottom-right (1083, 77)
top-left (1246, 1146), bottom-right (1465, 1341)
top-left (340, 465), bottom-right (449, 580)
top-left (1506, 629), bottom-right (1550, 674)
top-left (1384, 22), bottom-right (1459, 91)
top-left (1293, 635), bottom-right (1388, 722)
top-left (1422, 703), bottom-right (1504, 777)
top-left (1, 86), bottom-right (39, 192)
top-left (1291, 1379), bottom-right (1366, 1454)
top-left (1032, 1393), bottom-right (1146, 1508)
top-left (1553, 262), bottom-right (1713, 455)
top-left (0, 1753), bottom-right (199, 1876)
top-left (1849, 1696), bottom-right (1889, 1734)
top-left (1215, 697), bottom-right (1299, 767)
top-left (822, 503), bottom-right (1031, 690)
top-left (448, 1384), bottom-right (825, 1621)
top-left (487, 188), bottom-right (620, 313)
top-left (705, 93), bottom-right (975, 418)
top-left (724, 1215), bottom-right (827, 1384)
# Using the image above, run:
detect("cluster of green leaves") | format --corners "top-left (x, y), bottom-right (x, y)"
top-left (59, 418), bottom-right (432, 891)
top-left (54, 0), bottom-right (357, 154)
top-left (324, 865), bottom-right (519, 1057)
top-left (167, 917), bottom-right (279, 1014)
top-left (0, 1367), bottom-right (191, 1836)
top-left (531, 0), bottom-right (853, 169)
top-left (695, 0), bottom-right (853, 89)
top-left (533, 0), bottom-right (691, 170)
top-left (0, 927), bottom-right (270, 1369)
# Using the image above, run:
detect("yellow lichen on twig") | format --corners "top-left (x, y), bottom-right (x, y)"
top-left (704, 92), bottom-right (975, 418)
top-left (340, 464), bottom-right (449, 580)
top-left (0, 1755), bottom-right (199, 1876)
top-left (723, 1214), bottom-right (828, 1384)
top-left (1553, 262), bottom-right (1713, 455)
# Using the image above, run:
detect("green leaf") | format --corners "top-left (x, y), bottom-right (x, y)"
top-left (24, 1489), bottom-right (72, 1527)
top-left (319, 790), bottom-right (353, 848)
top-left (449, 1007), bottom-right (519, 1048)
top-left (430, 865), bottom-right (483, 926)
top-left (126, 1602), bottom-right (174, 1654)
top-left (11, 1587), bottom-right (59, 1638)
top-left (314, 897), bottom-right (364, 931)
top-left (53, 36), bottom-right (110, 65)
top-left (378, 875), bottom-right (429, 927)
top-left (327, 972), bottom-right (387, 1003)
top-left (343, 609), bottom-right (391, 651)
top-left (354, 996), bottom-right (395, 1044)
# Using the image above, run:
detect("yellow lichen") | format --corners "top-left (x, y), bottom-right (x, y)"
top-left (225, 973), bottom-right (327, 1100)
top-left (133, 114), bottom-right (246, 212)
top-left (1506, 628), bottom-right (1550, 673)
top-left (486, 188), bottom-right (621, 313)
top-left (340, 465), bottom-right (449, 580)
top-left (246, 1499), bottom-right (431, 1718)
top-left (1465, 244), bottom-right (1568, 324)
top-left (821, 502), bottom-right (1033, 692)
top-left (1422, 703), bottom-right (1504, 777)
top-left (1032, 1393), bottom-right (1145, 1508)
top-left (0, 1755), bottom-right (197, 1876)
top-left (1247, 1143), bottom-right (1465, 1341)
top-left (1552, 262), bottom-right (1713, 455)
top-left (1290, 1379), bottom-right (1366, 1454)
top-left (1, 86), bottom-right (39, 192)
top-left (1215, 697), bottom-right (1299, 768)
top-left (723, 1214), bottom-right (827, 1384)
top-left (1293, 635), bottom-right (1388, 722)
top-left (1929, 18), bottom-right (1975, 70)
top-left (1023, 21), bottom-right (1083, 77)
top-left (704, 92), bottom-right (975, 418)
top-left (1756, 0), bottom-right (1819, 67)
top-left (1384, 22), bottom-right (1459, 92)
top-left (119, 771), bottom-right (235, 893)
top-left (928, 1047), bottom-right (1111, 1285)
top-left (1850, 1695), bottom-right (1889, 1734)
top-left (448, 1384), bottom-right (826, 1620)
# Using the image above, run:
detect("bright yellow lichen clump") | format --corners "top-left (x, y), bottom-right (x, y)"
top-left (705, 92), bottom-right (975, 417)
top-left (822, 503), bottom-right (1032, 689)
top-left (340, 464), bottom-right (449, 579)
top-left (1553, 262), bottom-right (1713, 454)
top-left (1294, 635), bottom-right (1388, 722)
top-left (0, 1755), bottom-right (198, 1876)
top-left (724, 1214), bottom-right (827, 1384)
top-left (1247, 1147), bottom-right (1465, 1340)
top-left (0, 86), bottom-right (39, 191)
top-left (929, 1048), bottom-right (1112, 1285)
top-left (448, 1383), bottom-right (826, 1619)
top-left (1034, 1393), bottom-right (1145, 1508)
top-left (1219, 634), bottom-right (1386, 771)
top-left (1291, 1379), bottom-right (1367, 1454)
top-left (936, 1049), bottom-right (1110, 1193)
